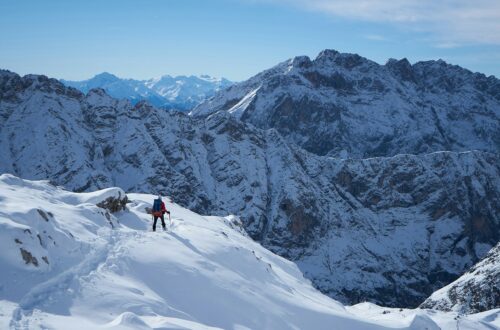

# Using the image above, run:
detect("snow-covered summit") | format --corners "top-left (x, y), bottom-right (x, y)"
top-left (1, 174), bottom-right (498, 329)
top-left (1, 69), bottom-right (499, 309)
top-left (61, 72), bottom-right (233, 111)
top-left (192, 49), bottom-right (500, 158)
top-left (87, 72), bottom-right (121, 84)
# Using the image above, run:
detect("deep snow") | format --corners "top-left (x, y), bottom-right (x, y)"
top-left (0, 174), bottom-right (499, 329)
top-left (1, 70), bottom-right (498, 308)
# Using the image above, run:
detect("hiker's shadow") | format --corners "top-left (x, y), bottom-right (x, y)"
top-left (169, 232), bottom-right (204, 257)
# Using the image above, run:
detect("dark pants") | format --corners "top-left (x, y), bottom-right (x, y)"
top-left (153, 214), bottom-right (166, 231)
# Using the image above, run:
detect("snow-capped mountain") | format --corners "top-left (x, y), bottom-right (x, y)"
top-left (61, 72), bottom-right (232, 111)
top-left (420, 242), bottom-right (500, 314)
top-left (192, 49), bottom-right (500, 158)
top-left (1, 69), bottom-right (498, 309)
top-left (2, 174), bottom-right (498, 329)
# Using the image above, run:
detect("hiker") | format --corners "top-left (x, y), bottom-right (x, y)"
top-left (152, 196), bottom-right (170, 231)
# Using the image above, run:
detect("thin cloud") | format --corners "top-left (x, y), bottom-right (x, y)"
top-left (364, 34), bottom-right (388, 42)
top-left (259, 0), bottom-right (500, 46)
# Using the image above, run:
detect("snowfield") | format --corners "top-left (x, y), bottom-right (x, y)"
top-left (1, 69), bottom-right (498, 308)
top-left (0, 174), bottom-right (499, 329)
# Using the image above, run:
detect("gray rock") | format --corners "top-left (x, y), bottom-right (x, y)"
top-left (96, 194), bottom-right (129, 213)
top-left (193, 50), bottom-right (500, 158)
top-left (1, 69), bottom-right (499, 308)
top-left (420, 243), bottom-right (500, 314)
top-left (20, 248), bottom-right (38, 267)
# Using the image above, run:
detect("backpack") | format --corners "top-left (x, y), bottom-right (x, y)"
top-left (152, 198), bottom-right (162, 215)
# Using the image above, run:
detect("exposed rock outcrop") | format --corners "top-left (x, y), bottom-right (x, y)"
top-left (420, 243), bottom-right (500, 314)
top-left (96, 193), bottom-right (129, 213)
top-left (1, 67), bottom-right (499, 308)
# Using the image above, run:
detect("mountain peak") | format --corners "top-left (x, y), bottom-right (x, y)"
top-left (313, 49), bottom-right (367, 69)
top-left (315, 49), bottom-right (340, 60)
top-left (2, 67), bottom-right (500, 314)
top-left (0, 69), bottom-right (19, 79)
top-left (91, 72), bottom-right (120, 83)
top-left (386, 58), bottom-right (415, 82)
top-left (290, 55), bottom-right (312, 69)
top-left (193, 49), bottom-right (499, 158)
top-left (61, 73), bottom-right (233, 111)
top-left (386, 57), bottom-right (411, 67)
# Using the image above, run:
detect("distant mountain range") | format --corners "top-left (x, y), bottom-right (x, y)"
top-left (1, 59), bottom-right (498, 309)
top-left (61, 72), bottom-right (233, 111)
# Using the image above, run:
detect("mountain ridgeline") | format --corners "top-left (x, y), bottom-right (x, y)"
top-left (193, 49), bottom-right (499, 158)
top-left (420, 242), bottom-right (500, 314)
top-left (62, 72), bottom-right (233, 111)
top-left (0, 49), bottom-right (499, 310)
top-left (2, 174), bottom-right (496, 329)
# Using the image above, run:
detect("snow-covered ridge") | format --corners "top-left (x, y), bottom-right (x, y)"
top-left (192, 49), bottom-right (500, 158)
top-left (1, 174), bottom-right (498, 329)
top-left (61, 72), bottom-right (233, 111)
top-left (0, 69), bottom-right (499, 309)
top-left (420, 242), bottom-right (500, 314)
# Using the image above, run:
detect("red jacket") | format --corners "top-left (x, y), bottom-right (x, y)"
top-left (153, 202), bottom-right (168, 216)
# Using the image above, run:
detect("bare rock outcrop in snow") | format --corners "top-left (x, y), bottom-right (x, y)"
top-left (2, 174), bottom-right (498, 329)
top-left (95, 192), bottom-right (129, 213)
top-left (0, 68), bottom-right (499, 308)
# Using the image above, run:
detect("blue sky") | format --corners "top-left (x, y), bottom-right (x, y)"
top-left (1, 0), bottom-right (499, 81)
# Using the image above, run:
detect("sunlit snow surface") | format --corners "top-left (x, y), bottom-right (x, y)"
top-left (0, 174), bottom-right (498, 329)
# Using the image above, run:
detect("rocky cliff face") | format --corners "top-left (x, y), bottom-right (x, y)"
top-left (193, 50), bottom-right (500, 158)
top-left (1, 69), bottom-right (499, 308)
top-left (420, 243), bottom-right (499, 314)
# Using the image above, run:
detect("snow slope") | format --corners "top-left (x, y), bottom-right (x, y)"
top-left (420, 243), bottom-right (500, 314)
top-left (61, 72), bottom-right (233, 110)
top-left (1, 174), bottom-right (499, 330)
top-left (0, 70), bottom-right (499, 308)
